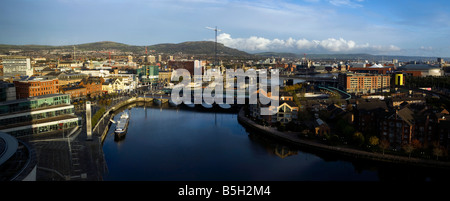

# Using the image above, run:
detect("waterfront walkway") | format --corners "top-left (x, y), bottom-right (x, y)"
top-left (237, 108), bottom-right (450, 169)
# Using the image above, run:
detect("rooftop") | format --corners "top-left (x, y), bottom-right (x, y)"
top-left (399, 64), bottom-right (441, 70)
top-left (0, 132), bottom-right (37, 181)
top-left (0, 93), bottom-right (68, 107)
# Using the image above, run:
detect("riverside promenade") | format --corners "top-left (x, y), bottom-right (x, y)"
top-left (237, 108), bottom-right (450, 169)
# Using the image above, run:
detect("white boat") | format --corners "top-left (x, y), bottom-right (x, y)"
top-left (115, 112), bottom-right (130, 138)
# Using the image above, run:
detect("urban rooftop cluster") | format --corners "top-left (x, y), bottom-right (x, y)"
top-left (1, 45), bottom-right (450, 180)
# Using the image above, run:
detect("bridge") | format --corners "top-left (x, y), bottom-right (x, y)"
top-left (281, 75), bottom-right (339, 87)
top-left (318, 86), bottom-right (352, 101)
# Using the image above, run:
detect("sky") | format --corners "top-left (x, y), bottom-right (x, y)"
top-left (0, 0), bottom-right (449, 57)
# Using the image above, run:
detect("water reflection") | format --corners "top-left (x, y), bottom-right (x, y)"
top-left (248, 133), bottom-right (298, 159)
top-left (102, 105), bottom-right (449, 181)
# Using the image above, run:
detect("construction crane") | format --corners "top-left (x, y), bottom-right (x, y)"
top-left (145, 46), bottom-right (155, 54)
top-left (97, 51), bottom-right (113, 67)
top-left (144, 46), bottom-right (156, 64)
top-left (206, 26), bottom-right (222, 67)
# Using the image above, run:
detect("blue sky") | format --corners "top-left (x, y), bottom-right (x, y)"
top-left (1, 0), bottom-right (449, 57)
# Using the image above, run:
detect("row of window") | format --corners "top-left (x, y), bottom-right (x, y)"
top-left (5, 120), bottom-right (79, 137)
top-left (0, 108), bottom-right (74, 125)
top-left (30, 87), bottom-right (57, 91)
top-left (0, 96), bottom-right (70, 114)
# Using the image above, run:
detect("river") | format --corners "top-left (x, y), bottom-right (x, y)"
top-left (102, 104), bottom-right (450, 181)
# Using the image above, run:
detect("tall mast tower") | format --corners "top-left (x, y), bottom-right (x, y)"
top-left (206, 26), bottom-right (222, 67)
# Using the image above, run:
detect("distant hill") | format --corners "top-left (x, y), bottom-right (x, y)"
top-left (0, 41), bottom-right (253, 59)
top-left (148, 41), bottom-right (252, 58)
top-left (0, 41), bottom-right (446, 61)
top-left (254, 52), bottom-right (299, 59)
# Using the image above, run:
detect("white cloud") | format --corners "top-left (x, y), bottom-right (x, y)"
top-left (216, 33), bottom-right (401, 54)
top-left (420, 46), bottom-right (433, 51)
top-left (329, 0), bottom-right (364, 8)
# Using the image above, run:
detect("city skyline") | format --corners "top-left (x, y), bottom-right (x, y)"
top-left (1, 0), bottom-right (449, 57)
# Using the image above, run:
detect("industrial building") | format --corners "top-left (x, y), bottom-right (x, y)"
top-left (397, 64), bottom-right (443, 77)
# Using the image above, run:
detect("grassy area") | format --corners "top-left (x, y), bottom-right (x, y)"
top-left (91, 107), bottom-right (106, 128)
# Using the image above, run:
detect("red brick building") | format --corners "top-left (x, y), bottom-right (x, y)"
top-left (14, 78), bottom-right (59, 99)
top-left (79, 77), bottom-right (104, 98)
top-left (60, 86), bottom-right (87, 99)
top-left (168, 60), bottom-right (204, 76)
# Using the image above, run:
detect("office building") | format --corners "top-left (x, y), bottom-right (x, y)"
top-left (13, 77), bottom-right (59, 99)
top-left (137, 65), bottom-right (159, 83)
top-left (2, 57), bottom-right (33, 77)
top-left (0, 94), bottom-right (81, 138)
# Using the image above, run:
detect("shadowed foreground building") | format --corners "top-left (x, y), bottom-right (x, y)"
top-left (0, 132), bottom-right (37, 181)
top-left (0, 94), bottom-right (81, 137)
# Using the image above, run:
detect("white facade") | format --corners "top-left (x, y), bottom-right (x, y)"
top-left (2, 57), bottom-right (33, 77)
top-left (79, 69), bottom-right (111, 77)
top-left (102, 76), bottom-right (137, 93)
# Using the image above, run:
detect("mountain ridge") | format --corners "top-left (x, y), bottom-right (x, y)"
top-left (0, 41), bottom-right (446, 61)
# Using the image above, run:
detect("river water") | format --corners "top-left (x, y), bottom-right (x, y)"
top-left (102, 104), bottom-right (450, 181)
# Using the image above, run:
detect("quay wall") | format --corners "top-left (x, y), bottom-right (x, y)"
top-left (92, 97), bottom-right (154, 142)
top-left (237, 108), bottom-right (450, 169)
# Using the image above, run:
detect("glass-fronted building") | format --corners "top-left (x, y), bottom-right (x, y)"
top-left (137, 65), bottom-right (159, 83)
top-left (0, 94), bottom-right (81, 137)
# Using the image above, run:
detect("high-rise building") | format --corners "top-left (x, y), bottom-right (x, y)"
top-left (2, 57), bottom-right (33, 77)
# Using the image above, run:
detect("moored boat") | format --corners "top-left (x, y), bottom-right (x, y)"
top-left (115, 112), bottom-right (130, 138)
